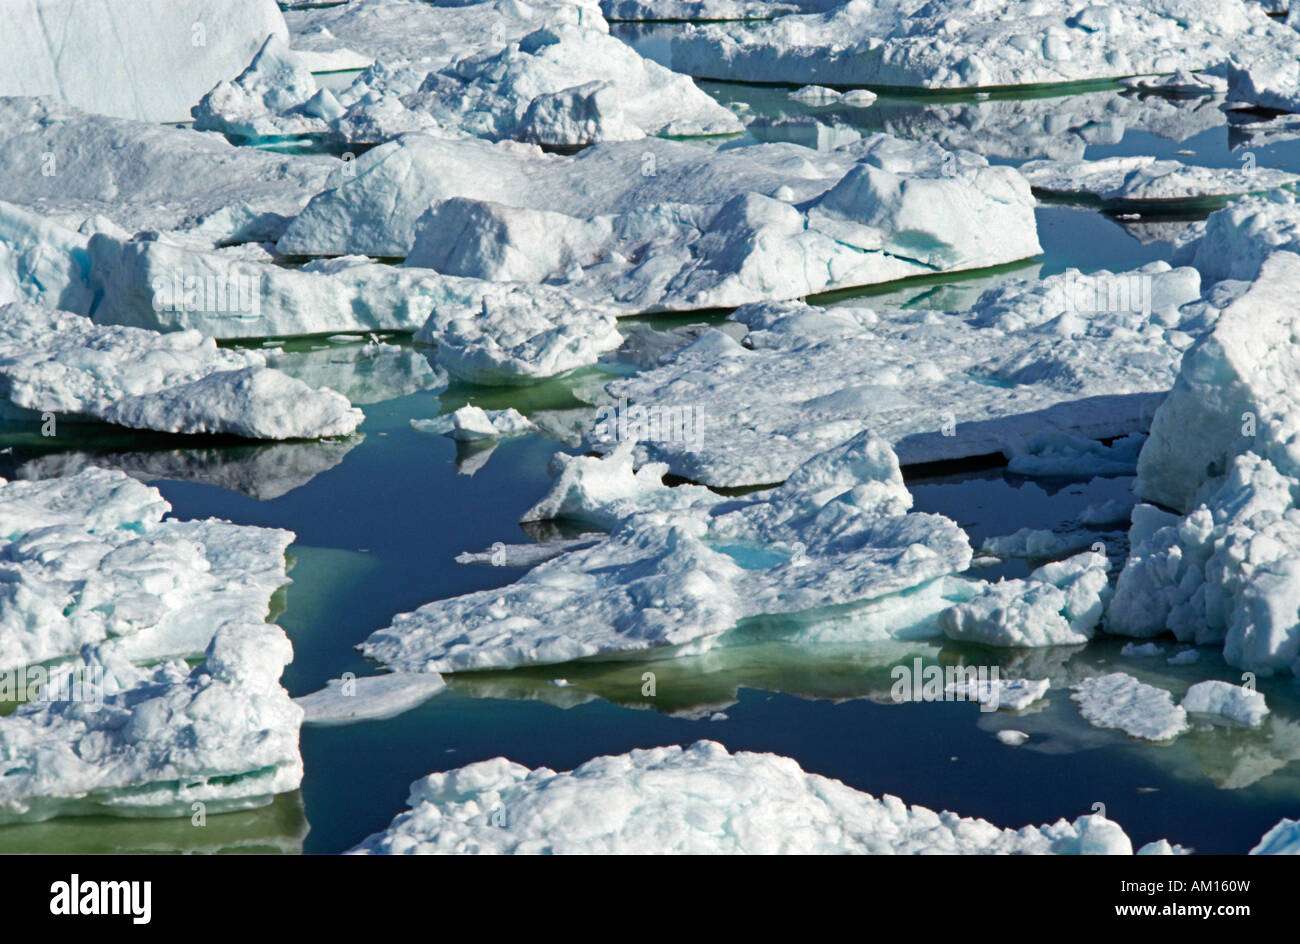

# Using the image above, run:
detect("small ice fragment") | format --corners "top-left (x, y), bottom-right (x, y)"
top-left (1180, 680), bottom-right (1268, 727)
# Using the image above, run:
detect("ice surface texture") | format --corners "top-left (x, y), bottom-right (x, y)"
top-left (0, 622), bottom-right (302, 823)
top-left (349, 740), bottom-right (1167, 854)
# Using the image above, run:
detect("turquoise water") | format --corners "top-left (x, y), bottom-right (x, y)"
top-left (4, 37), bottom-right (1300, 853)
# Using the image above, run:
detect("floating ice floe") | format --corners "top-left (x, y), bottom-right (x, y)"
top-left (1136, 251), bottom-right (1300, 512)
top-left (279, 133), bottom-right (1042, 306)
top-left (1071, 672), bottom-right (1189, 741)
top-left (1251, 818), bottom-right (1300, 854)
top-left (411, 406), bottom-right (537, 441)
top-left (0, 304), bottom-right (362, 440)
top-left (1121, 70), bottom-right (1229, 96)
top-left (598, 262), bottom-right (1203, 486)
top-left (789, 85), bottom-right (876, 107)
top-left (601, 0), bottom-right (807, 20)
top-left (0, 622), bottom-right (302, 824)
top-left (284, 0), bottom-right (600, 67)
top-left (194, 25), bottom-right (742, 146)
top-left (945, 677), bottom-right (1050, 711)
top-left (670, 0), bottom-right (1292, 90)
top-left (1110, 453), bottom-right (1300, 676)
top-left (295, 673), bottom-right (446, 725)
top-left (996, 730), bottom-right (1030, 745)
top-left (454, 536), bottom-right (604, 568)
top-left (1177, 191), bottom-right (1300, 283)
top-left (1002, 432), bottom-right (1145, 478)
top-left (940, 552), bottom-right (1111, 648)
top-left (360, 432), bottom-right (973, 673)
top-left (1018, 156), bottom-right (1299, 208)
top-left (0, 0), bottom-right (288, 122)
top-left (83, 227), bottom-right (622, 378)
top-left (1181, 680), bottom-right (1269, 726)
top-left (1226, 50), bottom-right (1300, 113)
top-left (980, 528), bottom-right (1104, 561)
top-left (0, 467), bottom-right (293, 671)
top-left (348, 739), bottom-right (1171, 854)
top-left (0, 99), bottom-right (334, 245)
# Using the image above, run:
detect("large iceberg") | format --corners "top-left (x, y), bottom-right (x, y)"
top-left (1136, 251), bottom-right (1300, 512)
top-left (0, 304), bottom-right (363, 439)
top-left (348, 740), bottom-right (1163, 854)
top-left (597, 263), bottom-right (1204, 487)
top-left (0, 467), bottom-right (293, 671)
top-left (0, 622), bottom-right (302, 823)
top-left (194, 26), bottom-right (742, 146)
top-left (278, 133), bottom-right (1042, 308)
top-left (670, 0), bottom-right (1291, 90)
top-left (360, 432), bottom-right (972, 673)
top-left (0, 0), bottom-right (289, 122)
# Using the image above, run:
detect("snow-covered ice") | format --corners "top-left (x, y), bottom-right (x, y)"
top-left (1136, 251), bottom-right (1300, 512)
top-left (348, 740), bottom-right (1155, 854)
top-left (599, 262), bottom-right (1203, 486)
top-left (0, 0), bottom-right (289, 123)
top-left (295, 673), bottom-right (446, 725)
top-left (284, 0), bottom-right (601, 67)
top-left (1251, 818), bottom-right (1300, 854)
top-left (0, 622), bottom-right (302, 823)
top-left (1019, 156), bottom-right (1298, 207)
top-left (0, 99), bottom-right (334, 245)
top-left (360, 432), bottom-right (973, 672)
top-left (1111, 454), bottom-right (1300, 676)
top-left (279, 133), bottom-right (1042, 309)
top-left (194, 26), bottom-right (742, 146)
top-left (945, 677), bottom-right (1050, 711)
top-left (1181, 680), bottom-right (1269, 726)
top-left (1071, 672), bottom-right (1189, 741)
top-left (670, 0), bottom-right (1293, 90)
top-left (411, 407), bottom-right (537, 441)
top-left (0, 467), bottom-right (293, 671)
top-left (940, 551), bottom-right (1111, 648)
top-left (1178, 191), bottom-right (1300, 283)
top-left (0, 304), bottom-right (363, 440)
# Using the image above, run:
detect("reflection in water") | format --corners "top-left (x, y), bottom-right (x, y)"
top-left (0, 791), bottom-right (308, 854)
top-left (0, 435), bottom-right (363, 501)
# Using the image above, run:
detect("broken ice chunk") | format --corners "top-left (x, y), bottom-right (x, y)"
top-left (1181, 680), bottom-right (1269, 727)
top-left (1071, 673), bottom-right (1189, 742)
top-left (0, 303), bottom-right (362, 439)
top-left (939, 551), bottom-right (1110, 648)
top-left (361, 433), bottom-right (971, 673)
top-left (295, 673), bottom-right (446, 726)
top-left (0, 622), bottom-right (302, 824)
top-left (411, 406), bottom-right (537, 442)
top-left (0, 467), bottom-right (293, 671)
top-left (347, 739), bottom-right (1159, 854)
